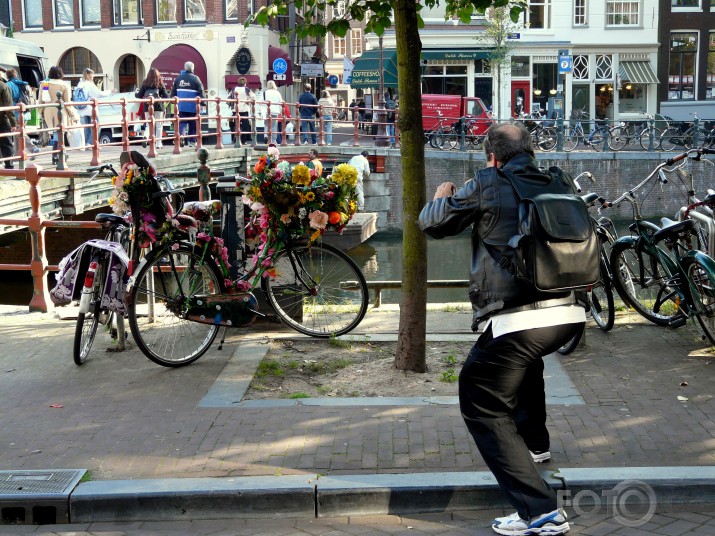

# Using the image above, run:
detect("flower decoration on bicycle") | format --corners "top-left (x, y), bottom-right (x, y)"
top-left (242, 153), bottom-right (359, 270)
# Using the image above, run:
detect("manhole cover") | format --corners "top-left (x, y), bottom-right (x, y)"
top-left (0, 470), bottom-right (85, 496)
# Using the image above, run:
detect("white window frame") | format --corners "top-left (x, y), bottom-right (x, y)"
top-left (156, 0), bottom-right (177, 23)
top-left (523, 0), bottom-right (551, 30)
top-left (332, 34), bottom-right (346, 57)
top-left (671, 0), bottom-right (701, 11)
top-left (23, 0), bottom-right (43, 28)
top-left (113, 0), bottom-right (141, 26)
top-left (606, 0), bottom-right (640, 27)
top-left (184, 0), bottom-right (206, 22)
top-left (573, 0), bottom-right (587, 26)
top-left (54, 0), bottom-right (74, 27)
top-left (350, 28), bottom-right (363, 56)
top-left (80, 0), bottom-right (101, 26)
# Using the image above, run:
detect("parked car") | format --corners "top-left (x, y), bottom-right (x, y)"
top-left (93, 92), bottom-right (144, 144)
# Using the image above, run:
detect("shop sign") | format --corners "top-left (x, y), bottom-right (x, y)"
top-left (301, 63), bottom-right (324, 77)
top-left (235, 47), bottom-right (252, 75)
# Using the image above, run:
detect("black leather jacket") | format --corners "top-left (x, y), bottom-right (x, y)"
top-left (418, 154), bottom-right (574, 330)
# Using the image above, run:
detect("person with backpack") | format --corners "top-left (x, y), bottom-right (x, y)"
top-left (0, 76), bottom-right (17, 169)
top-left (418, 123), bottom-right (585, 536)
top-left (170, 61), bottom-right (205, 148)
top-left (136, 68), bottom-right (169, 148)
top-left (5, 68), bottom-right (40, 156)
top-left (384, 92), bottom-right (396, 147)
top-left (76, 67), bottom-right (114, 148)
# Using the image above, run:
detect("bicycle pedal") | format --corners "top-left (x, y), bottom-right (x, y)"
top-left (668, 316), bottom-right (688, 328)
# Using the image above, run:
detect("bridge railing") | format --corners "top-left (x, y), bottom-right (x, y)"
top-left (0, 153), bottom-right (220, 312)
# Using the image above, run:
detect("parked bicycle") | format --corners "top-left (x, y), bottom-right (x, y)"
top-left (660, 113), bottom-right (715, 152)
top-left (517, 110), bottom-right (558, 152)
top-left (557, 172), bottom-right (617, 354)
top-left (562, 110), bottom-right (610, 152)
top-left (608, 147), bottom-right (715, 344)
top-left (117, 152), bottom-right (369, 367)
top-left (608, 113), bottom-right (663, 152)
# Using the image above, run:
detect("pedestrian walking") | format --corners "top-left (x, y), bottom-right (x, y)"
top-left (230, 77), bottom-right (254, 144)
top-left (418, 123), bottom-right (585, 536)
top-left (347, 150), bottom-right (370, 211)
top-left (78, 67), bottom-right (114, 146)
top-left (385, 92), bottom-right (396, 146)
top-left (0, 76), bottom-right (17, 169)
top-left (349, 98), bottom-right (358, 122)
top-left (135, 68), bottom-right (167, 148)
top-left (41, 66), bottom-right (79, 164)
top-left (170, 61), bottom-right (204, 147)
top-left (5, 68), bottom-right (40, 156)
top-left (262, 80), bottom-right (283, 144)
top-left (318, 90), bottom-right (334, 145)
top-left (298, 84), bottom-right (318, 144)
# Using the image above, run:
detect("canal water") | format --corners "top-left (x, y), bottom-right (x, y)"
top-left (0, 230), bottom-right (474, 307)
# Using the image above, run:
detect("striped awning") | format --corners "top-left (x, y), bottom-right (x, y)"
top-left (619, 61), bottom-right (659, 84)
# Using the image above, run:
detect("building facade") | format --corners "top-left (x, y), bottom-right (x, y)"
top-left (8, 0), bottom-right (301, 101)
top-left (658, 0), bottom-right (715, 120)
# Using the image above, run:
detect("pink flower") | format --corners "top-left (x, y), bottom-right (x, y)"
top-left (236, 280), bottom-right (250, 291)
top-left (323, 191), bottom-right (335, 200)
top-left (280, 214), bottom-right (292, 224)
top-left (171, 243), bottom-right (180, 251)
top-left (309, 210), bottom-right (329, 230)
top-left (259, 211), bottom-right (271, 229)
top-left (213, 237), bottom-right (224, 247)
top-left (267, 145), bottom-right (280, 158)
top-left (197, 232), bottom-right (210, 242)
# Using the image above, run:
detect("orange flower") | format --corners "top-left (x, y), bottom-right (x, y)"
top-left (254, 156), bottom-right (267, 174)
top-left (328, 211), bottom-right (341, 225)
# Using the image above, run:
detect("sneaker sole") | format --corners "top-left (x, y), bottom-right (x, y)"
top-left (492, 521), bottom-right (569, 536)
top-left (531, 452), bottom-right (551, 463)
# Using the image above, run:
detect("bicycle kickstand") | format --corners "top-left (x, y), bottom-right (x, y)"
top-left (217, 325), bottom-right (230, 351)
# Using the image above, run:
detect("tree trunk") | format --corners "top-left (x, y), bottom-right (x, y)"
top-left (393, 0), bottom-right (427, 373)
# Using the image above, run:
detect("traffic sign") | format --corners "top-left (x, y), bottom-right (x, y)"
top-left (272, 58), bottom-right (288, 75)
top-left (559, 56), bottom-right (572, 74)
top-left (328, 74), bottom-right (339, 86)
top-left (273, 74), bottom-right (286, 81)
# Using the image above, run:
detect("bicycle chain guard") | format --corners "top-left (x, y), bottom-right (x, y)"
top-left (185, 292), bottom-right (260, 327)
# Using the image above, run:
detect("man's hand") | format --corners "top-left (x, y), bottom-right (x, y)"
top-left (434, 181), bottom-right (457, 200)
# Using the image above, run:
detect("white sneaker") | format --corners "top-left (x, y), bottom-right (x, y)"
top-left (492, 509), bottom-right (569, 535)
top-left (530, 450), bottom-right (551, 463)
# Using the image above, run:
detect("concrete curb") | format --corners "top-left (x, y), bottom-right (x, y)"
top-left (60, 467), bottom-right (715, 523)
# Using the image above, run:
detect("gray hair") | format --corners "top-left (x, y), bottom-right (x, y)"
top-left (485, 123), bottom-right (534, 164)
top-left (266, 80), bottom-right (277, 90)
top-left (184, 61), bottom-right (194, 73)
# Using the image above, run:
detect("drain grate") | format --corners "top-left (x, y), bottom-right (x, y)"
top-left (0, 469), bottom-right (86, 525)
top-left (0, 470), bottom-right (85, 497)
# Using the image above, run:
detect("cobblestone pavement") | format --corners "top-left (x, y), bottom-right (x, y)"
top-left (2, 510), bottom-right (715, 535)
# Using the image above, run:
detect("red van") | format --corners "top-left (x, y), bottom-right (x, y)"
top-left (422, 94), bottom-right (492, 135)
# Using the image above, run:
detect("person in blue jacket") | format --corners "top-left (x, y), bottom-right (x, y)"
top-left (170, 62), bottom-right (205, 148)
top-left (297, 83), bottom-right (318, 144)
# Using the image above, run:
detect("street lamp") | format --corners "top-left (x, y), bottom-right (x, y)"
top-left (374, 34), bottom-right (389, 147)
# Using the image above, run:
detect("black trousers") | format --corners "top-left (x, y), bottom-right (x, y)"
top-left (238, 112), bottom-right (252, 144)
top-left (459, 322), bottom-right (584, 520)
top-left (0, 123), bottom-right (14, 168)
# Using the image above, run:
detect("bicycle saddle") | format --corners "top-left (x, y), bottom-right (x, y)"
top-left (652, 218), bottom-right (695, 245)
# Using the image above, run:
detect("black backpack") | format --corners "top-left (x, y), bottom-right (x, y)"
top-left (502, 167), bottom-right (600, 293)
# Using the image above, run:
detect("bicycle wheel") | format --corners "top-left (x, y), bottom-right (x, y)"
top-left (128, 245), bottom-right (225, 367)
top-left (638, 127), bottom-right (663, 151)
top-left (589, 128), bottom-right (607, 152)
top-left (262, 242), bottom-right (369, 337)
top-left (557, 325), bottom-right (584, 355)
top-left (443, 132), bottom-right (460, 150)
top-left (608, 126), bottom-right (628, 151)
top-left (591, 260), bottom-right (615, 331)
top-left (562, 127), bottom-right (579, 152)
top-left (660, 127), bottom-right (683, 151)
top-left (682, 256), bottom-right (715, 345)
top-left (73, 256), bottom-right (105, 365)
top-left (610, 241), bottom-right (682, 326)
top-left (429, 132), bottom-right (444, 149)
top-left (537, 127), bottom-right (558, 151)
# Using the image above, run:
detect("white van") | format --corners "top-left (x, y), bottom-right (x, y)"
top-left (0, 36), bottom-right (48, 89)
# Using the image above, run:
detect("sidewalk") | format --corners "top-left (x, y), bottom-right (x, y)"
top-left (1, 303), bottom-right (715, 525)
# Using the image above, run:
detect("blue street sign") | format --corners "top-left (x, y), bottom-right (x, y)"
top-left (559, 56), bottom-right (572, 74)
top-left (273, 58), bottom-right (288, 75)
top-left (328, 74), bottom-right (339, 86)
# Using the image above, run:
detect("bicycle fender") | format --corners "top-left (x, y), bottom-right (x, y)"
top-left (611, 235), bottom-right (638, 248)
top-left (683, 250), bottom-right (715, 279)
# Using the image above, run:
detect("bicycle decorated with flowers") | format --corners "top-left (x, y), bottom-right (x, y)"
top-left (114, 151), bottom-right (369, 367)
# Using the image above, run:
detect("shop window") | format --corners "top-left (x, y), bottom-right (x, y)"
top-left (185, 0), bottom-right (206, 21)
top-left (113, 0), bottom-right (141, 25)
top-left (532, 62), bottom-right (557, 112)
top-left (55, 0), bottom-right (74, 26)
top-left (574, 0), bottom-right (587, 25)
top-left (606, 1), bottom-right (639, 26)
top-left (24, 0), bottom-right (43, 27)
top-left (421, 65), bottom-right (467, 96)
top-left (618, 83), bottom-right (646, 113)
top-left (573, 55), bottom-right (589, 80)
top-left (511, 56), bottom-right (529, 77)
top-left (708, 32), bottom-right (715, 99)
top-left (672, 0), bottom-right (699, 6)
top-left (81, 0), bottom-right (101, 25)
top-left (669, 32), bottom-right (697, 100)
top-left (157, 0), bottom-right (176, 22)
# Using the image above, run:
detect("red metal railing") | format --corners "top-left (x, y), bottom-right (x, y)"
top-left (1, 96), bottom-right (401, 170)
